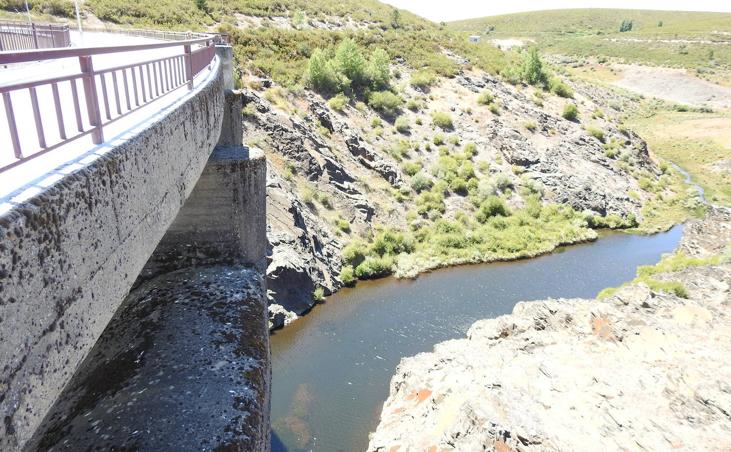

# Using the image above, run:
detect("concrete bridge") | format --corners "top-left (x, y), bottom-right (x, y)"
top-left (0, 28), bottom-right (268, 450)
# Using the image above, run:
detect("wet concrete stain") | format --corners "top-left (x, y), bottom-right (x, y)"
top-left (27, 266), bottom-right (269, 451)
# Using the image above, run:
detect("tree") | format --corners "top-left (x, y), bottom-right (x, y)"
top-left (307, 48), bottom-right (342, 93)
top-left (521, 48), bottom-right (548, 87)
top-left (335, 38), bottom-right (366, 87)
top-left (391, 9), bottom-right (401, 29)
top-left (619, 19), bottom-right (633, 32)
top-left (367, 48), bottom-right (390, 89)
top-left (195, 0), bottom-right (208, 12)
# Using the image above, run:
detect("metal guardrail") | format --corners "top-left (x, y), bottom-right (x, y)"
top-left (0, 33), bottom-right (223, 173)
top-left (82, 26), bottom-right (229, 44)
top-left (0, 20), bottom-right (70, 51)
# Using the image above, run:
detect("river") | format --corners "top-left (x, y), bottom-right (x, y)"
top-left (270, 226), bottom-right (684, 451)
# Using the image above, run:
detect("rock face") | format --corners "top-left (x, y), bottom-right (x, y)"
top-left (242, 64), bottom-right (670, 328)
top-left (368, 208), bottom-right (731, 452)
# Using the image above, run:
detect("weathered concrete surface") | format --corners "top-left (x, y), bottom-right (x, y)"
top-left (27, 266), bottom-right (270, 451)
top-left (0, 60), bottom-right (224, 449)
top-left (368, 208), bottom-right (731, 452)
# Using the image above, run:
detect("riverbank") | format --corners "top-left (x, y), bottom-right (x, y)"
top-left (367, 206), bottom-right (730, 451)
top-left (270, 224), bottom-right (684, 450)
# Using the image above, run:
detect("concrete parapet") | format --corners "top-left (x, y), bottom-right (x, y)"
top-left (0, 58), bottom-right (225, 449)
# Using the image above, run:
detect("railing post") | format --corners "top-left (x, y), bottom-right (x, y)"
top-left (79, 55), bottom-right (104, 144)
top-left (184, 44), bottom-right (193, 90)
top-left (31, 23), bottom-right (39, 49)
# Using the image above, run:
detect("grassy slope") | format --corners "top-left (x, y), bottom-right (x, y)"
top-left (449, 9), bottom-right (731, 69)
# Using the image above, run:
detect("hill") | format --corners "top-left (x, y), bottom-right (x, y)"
top-left (449, 9), bottom-right (731, 69)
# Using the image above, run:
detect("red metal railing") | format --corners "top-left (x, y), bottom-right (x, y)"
top-left (0, 20), bottom-right (70, 51)
top-left (0, 35), bottom-right (222, 173)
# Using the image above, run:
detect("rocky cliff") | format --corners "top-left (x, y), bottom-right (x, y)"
top-left (368, 207), bottom-right (730, 451)
top-left (242, 65), bottom-right (682, 328)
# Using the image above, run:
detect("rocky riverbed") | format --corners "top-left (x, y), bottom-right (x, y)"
top-left (368, 207), bottom-right (730, 451)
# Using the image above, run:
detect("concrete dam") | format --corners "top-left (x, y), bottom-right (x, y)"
top-left (0, 34), bottom-right (270, 450)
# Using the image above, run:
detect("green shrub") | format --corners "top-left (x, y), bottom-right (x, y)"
top-left (433, 133), bottom-right (445, 145)
top-left (489, 103), bottom-right (500, 115)
top-left (372, 229), bottom-right (414, 256)
top-left (402, 161), bottom-right (422, 176)
top-left (371, 117), bottom-right (382, 128)
top-left (447, 135), bottom-right (460, 146)
top-left (395, 115), bottom-right (411, 133)
top-left (313, 286), bottom-right (325, 302)
top-left (463, 142), bottom-right (478, 157)
top-left (355, 256), bottom-right (394, 279)
top-left (339, 265), bottom-right (356, 286)
top-left (406, 99), bottom-right (422, 111)
top-left (305, 40), bottom-right (391, 94)
top-left (431, 111), bottom-right (454, 130)
top-left (410, 172), bottom-right (433, 192)
top-left (549, 77), bottom-right (574, 98)
top-left (342, 241), bottom-right (367, 266)
top-left (368, 91), bottom-right (403, 116)
top-left (477, 196), bottom-right (509, 222)
top-left (586, 126), bottom-right (605, 142)
top-left (336, 218), bottom-right (351, 233)
top-left (477, 90), bottom-right (494, 105)
top-left (524, 121), bottom-right (537, 132)
top-left (562, 103), bottom-right (578, 121)
top-left (335, 38), bottom-right (367, 86)
top-left (410, 70), bottom-right (437, 89)
top-left (416, 190), bottom-right (445, 216)
top-left (327, 93), bottom-right (348, 111)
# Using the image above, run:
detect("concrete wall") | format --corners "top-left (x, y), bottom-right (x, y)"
top-left (138, 91), bottom-right (267, 280)
top-left (0, 60), bottom-right (224, 449)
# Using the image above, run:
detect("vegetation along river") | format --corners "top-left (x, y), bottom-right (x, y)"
top-left (270, 225), bottom-right (684, 451)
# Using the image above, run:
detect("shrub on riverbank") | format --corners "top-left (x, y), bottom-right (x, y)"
top-left (597, 251), bottom-right (722, 299)
top-left (341, 201), bottom-right (604, 283)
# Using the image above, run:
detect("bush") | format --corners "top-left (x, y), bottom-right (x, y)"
top-left (524, 121), bottom-right (537, 132)
top-left (342, 241), bottom-right (367, 267)
top-left (549, 77), bottom-right (574, 98)
top-left (372, 229), bottom-right (414, 256)
top-left (410, 70), bottom-right (437, 89)
top-left (433, 133), bottom-right (445, 145)
top-left (339, 265), bottom-right (356, 286)
top-left (395, 115), bottom-right (411, 133)
top-left (355, 256), bottom-right (394, 279)
top-left (406, 99), bottom-right (422, 111)
top-left (477, 90), bottom-right (494, 105)
top-left (402, 161), bottom-right (422, 176)
top-left (562, 103), bottom-right (578, 121)
top-left (586, 126), bottom-right (605, 142)
top-left (327, 94), bottom-right (348, 111)
top-left (619, 19), bottom-right (633, 32)
top-left (368, 91), bottom-right (402, 116)
top-left (410, 172), bottom-right (433, 192)
top-left (336, 218), bottom-right (351, 233)
top-left (313, 286), bottom-right (325, 302)
top-left (463, 142), bottom-right (478, 157)
top-left (489, 103), bottom-right (500, 115)
top-left (477, 196), bottom-right (509, 222)
top-left (431, 111), bottom-right (454, 130)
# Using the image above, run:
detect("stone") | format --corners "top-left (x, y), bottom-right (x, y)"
top-left (368, 208), bottom-right (731, 452)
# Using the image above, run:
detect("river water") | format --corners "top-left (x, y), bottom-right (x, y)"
top-left (270, 226), bottom-right (684, 451)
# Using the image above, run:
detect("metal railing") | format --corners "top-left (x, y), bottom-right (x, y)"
top-left (0, 34), bottom-right (222, 173)
top-left (0, 20), bottom-right (70, 51)
top-left (82, 26), bottom-right (229, 44)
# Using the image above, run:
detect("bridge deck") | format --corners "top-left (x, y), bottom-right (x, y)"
top-left (0, 31), bottom-right (215, 207)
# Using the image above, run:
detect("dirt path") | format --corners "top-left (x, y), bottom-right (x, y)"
top-left (612, 64), bottom-right (731, 109)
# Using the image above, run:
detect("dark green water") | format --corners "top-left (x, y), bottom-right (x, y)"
top-left (270, 226), bottom-right (684, 451)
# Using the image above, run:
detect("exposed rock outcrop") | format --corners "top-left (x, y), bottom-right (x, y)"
top-left (368, 208), bottom-right (731, 451)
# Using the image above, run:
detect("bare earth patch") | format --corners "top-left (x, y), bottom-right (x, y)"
top-left (612, 64), bottom-right (731, 109)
